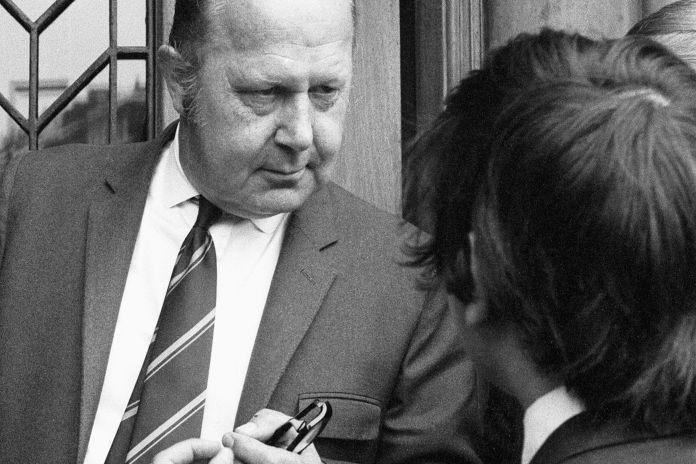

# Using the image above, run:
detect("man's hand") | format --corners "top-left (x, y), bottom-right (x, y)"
top-left (151, 438), bottom-right (233, 464)
top-left (223, 409), bottom-right (322, 464)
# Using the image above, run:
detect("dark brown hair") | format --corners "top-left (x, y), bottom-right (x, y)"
top-left (410, 30), bottom-right (696, 430)
top-left (405, 29), bottom-right (599, 302)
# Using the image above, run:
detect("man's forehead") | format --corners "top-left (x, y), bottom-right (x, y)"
top-left (210, 0), bottom-right (353, 51)
top-left (224, 43), bottom-right (353, 85)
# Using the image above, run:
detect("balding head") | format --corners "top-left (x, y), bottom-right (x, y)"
top-left (161, 0), bottom-right (354, 118)
top-left (169, 0), bottom-right (354, 66)
top-left (215, 0), bottom-right (353, 51)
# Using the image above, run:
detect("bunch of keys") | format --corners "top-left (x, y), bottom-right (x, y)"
top-left (266, 400), bottom-right (332, 453)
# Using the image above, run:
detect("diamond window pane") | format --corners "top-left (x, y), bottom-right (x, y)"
top-left (12, 0), bottom-right (55, 22)
top-left (0, 5), bottom-right (30, 118)
top-left (40, 67), bottom-right (109, 148)
top-left (39, 0), bottom-right (108, 112)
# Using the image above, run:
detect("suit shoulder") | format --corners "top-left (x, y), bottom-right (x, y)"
top-left (326, 182), bottom-right (416, 244)
top-left (14, 142), bottom-right (143, 174)
top-left (324, 182), bottom-right (419, 282)
top-left (539, 414), bottom-right (696, 464)
top-left (8, 141), bottom-right (147, 195)
top-left (562, 435), bottom-right (696, 464)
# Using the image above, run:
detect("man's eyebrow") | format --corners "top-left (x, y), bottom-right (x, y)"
top-left (308, 77), bottom-right (348, 89)
top-left (224, 67), bottom-right (283, 86)
top-left (310, 63), bottom-right (352, 82)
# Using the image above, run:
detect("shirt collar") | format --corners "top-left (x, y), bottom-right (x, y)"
top-left (161, 124), bottom-right (198, 210)
top-left (249, 213), bottom-right (287, 234)
top-left (159, 125), bottom-right (288, 235)
top-left (521, 386), bottom-right (585, 464)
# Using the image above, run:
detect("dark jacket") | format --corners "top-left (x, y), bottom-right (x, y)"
top-left (531, 412), bottom-right (696, 464)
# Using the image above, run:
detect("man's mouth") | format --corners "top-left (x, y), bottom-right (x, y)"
top-left (259, 166), bottom-right (307, 181)
top-left (264, 167), bottom-right (306, 175)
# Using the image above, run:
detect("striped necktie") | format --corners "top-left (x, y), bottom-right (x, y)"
top-left (106, 196), bottom-right (221, 464)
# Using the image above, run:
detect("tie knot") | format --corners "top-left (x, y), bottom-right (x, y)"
top-left (194, 196), bottom-right (222, 230)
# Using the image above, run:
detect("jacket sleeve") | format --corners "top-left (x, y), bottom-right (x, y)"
top-left (374, 287), bottom-right (484, 464)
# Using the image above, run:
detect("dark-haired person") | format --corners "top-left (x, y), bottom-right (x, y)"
top-left (0, 1), bottom-right (480, 464)
top-left (628, 0), bottom-right (696, 69)
top-left (413, 30), bottom-right (696, 464)
top-left (405, 28), bottom-right (605, 464)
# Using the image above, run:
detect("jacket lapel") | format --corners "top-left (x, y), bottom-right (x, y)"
top-left (77, 124), bottom-right (177, 462)
top-left (235, 185), bottom-right (339, 425)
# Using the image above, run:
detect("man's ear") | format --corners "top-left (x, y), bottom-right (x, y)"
top-left (157, 44), bottom-right (187, 116)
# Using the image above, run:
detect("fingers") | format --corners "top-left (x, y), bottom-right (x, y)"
top-left (225, 431), bottom-right (321, 464)
top-left (152, 438), bottom-right (233, 464)
top-left (228, 432), bottom-right (297, 464)
top-left (209, 445), bottom-right (234, 464)
top-left (224, 409), bottom-right (321, 464)
top-left (233, 408), bottom-right (294, 442)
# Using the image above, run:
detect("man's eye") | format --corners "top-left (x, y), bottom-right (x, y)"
top-left (312, 85), bottom-right (339, 97)
top-left (238, 89), bottom-right (278, 112)
top-left (310, 86), bottom-right (340, 109)
top-left (255, 88), bottom-right (276, 96)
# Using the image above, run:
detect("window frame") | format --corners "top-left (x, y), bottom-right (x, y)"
top-left (0, 0), bottom-right (159, 149)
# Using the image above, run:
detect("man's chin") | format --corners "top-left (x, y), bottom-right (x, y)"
top-left (234, 185), bottom-right (319, 219)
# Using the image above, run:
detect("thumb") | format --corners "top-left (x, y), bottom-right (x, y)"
top-left (152, 438), bottom-right (222, 464)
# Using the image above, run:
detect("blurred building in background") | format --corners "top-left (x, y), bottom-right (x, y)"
top-left (0, 80), bottom-right (147, 174)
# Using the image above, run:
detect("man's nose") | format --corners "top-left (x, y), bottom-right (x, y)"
top-left (274, 94), bottom-right (313, 153)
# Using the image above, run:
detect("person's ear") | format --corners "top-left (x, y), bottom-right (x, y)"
top-left (465, 231), bottom-right (486, 325)
top-left (468, 231), bottom-right (478, 277)
top-left (157, 44), bottom-right (188, 116)
top-left (463, 300), bottom-right (486, 325)
top-left (446, 293), bottom-right (486, 326)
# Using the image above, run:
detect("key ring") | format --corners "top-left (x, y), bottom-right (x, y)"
top-left (266, 400), bottom-right (332, 453)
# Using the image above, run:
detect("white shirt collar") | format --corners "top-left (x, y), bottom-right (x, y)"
top-left (160, 124), bottom-right (287, 235)
top-left (521, 386), bottom-right (585, 464)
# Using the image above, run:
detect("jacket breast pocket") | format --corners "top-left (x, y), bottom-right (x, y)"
top-left (297, 392), bottom-right (382, 463)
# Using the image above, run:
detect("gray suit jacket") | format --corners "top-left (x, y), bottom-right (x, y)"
top-left (0, 126), bottom-right (480, 464)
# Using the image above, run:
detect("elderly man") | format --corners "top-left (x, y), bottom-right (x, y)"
top-left (0, 1), bottom-right (478, 464)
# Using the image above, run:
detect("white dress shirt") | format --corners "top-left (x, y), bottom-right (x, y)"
top-left (521, 386), bottom-right (586, 464)
top-left (84, 127), bottom-right (290, 464)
